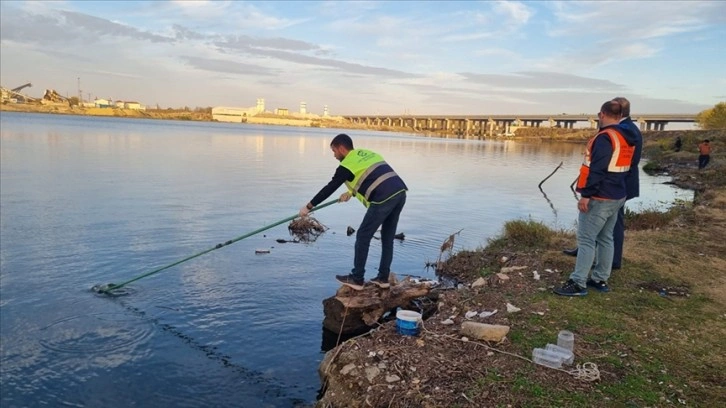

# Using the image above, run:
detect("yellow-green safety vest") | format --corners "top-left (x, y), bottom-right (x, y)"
top-left (340, 149), bottom-right (400, 207)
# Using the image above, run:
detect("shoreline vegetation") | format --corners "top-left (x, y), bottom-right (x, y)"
top-left (4, 102), bottom-right (725, 407)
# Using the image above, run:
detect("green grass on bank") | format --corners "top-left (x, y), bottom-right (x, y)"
top-left (466, 206), bottom-right (725, 407)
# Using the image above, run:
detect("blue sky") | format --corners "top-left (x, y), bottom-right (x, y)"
top-left (1, 0), bottom-right (724, 116)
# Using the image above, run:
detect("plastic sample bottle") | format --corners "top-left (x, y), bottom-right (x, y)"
top-left (545, 343), bottom-right (574, 365)
top-left (532, 348), bottom-right (564, 369)
top-left (557, 330), bottom-right (574, 351)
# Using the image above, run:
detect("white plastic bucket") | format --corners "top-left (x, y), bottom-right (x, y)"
top-left (396, 310), bottom-right (422, 336)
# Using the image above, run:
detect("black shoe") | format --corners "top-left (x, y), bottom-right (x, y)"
top-left (335, 274), bottom-right (364, 291)
top-left (553, 279), bottom-right (588, 296)
top-left (370, 276), bottom-right (390, 289)
top-left (586, 279), bottom-right (610, 293)
top-left (562, 248), bottom-right (578, 257)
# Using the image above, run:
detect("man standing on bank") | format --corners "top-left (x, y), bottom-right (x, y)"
top-left (554, 101), bottom-right (637, 296)
top-left (610, 97), bottom-right (643, 270)
top-left (698, 139), bottom-right (712, 169)
top-left (562, 97), bottom-right (642, 271)
top-left (299, 133), bottom-right (408, 291)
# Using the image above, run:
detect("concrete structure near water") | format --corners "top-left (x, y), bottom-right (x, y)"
top-left (343, 113), bottom-right (697, 136)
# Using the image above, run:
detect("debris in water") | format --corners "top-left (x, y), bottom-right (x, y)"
top-left (288, 216), bottom-right (328, 243)
top-left (255, 249), bottom-right (271, 254)
top-left (276, 238), bottom-right (299, 244)
top-left (346, 226), bottom-right (355, 236)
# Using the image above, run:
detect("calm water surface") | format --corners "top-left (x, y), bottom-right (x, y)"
top-left (0, 112), bottom-right (690, 407)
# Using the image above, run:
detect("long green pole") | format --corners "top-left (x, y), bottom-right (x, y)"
top-left (96, 199), bottom-right (338, 293)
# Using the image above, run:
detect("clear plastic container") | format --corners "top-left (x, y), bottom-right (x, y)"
top-left (557, 330), bottom-right (574, 351)
top-left (545, 343), bottom-right (574, 365)
top-left (532, 348), bottom-right (563, 369)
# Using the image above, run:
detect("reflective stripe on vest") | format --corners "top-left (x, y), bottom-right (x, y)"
top-left (341, 149), bottom-right (398, 207)
top-left (577, 128), bottom-right (635, 190)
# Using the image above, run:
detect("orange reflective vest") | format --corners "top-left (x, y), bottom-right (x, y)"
top-left (577, 128), bottom-right (635, 190)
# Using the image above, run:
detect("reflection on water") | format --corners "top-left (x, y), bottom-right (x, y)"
top-left (0, 112), bottom-right (691, 407)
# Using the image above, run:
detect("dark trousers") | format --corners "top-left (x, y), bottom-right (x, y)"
top-left (698, 155), bottom-right (710, 169)
top-left (613, 206), bottom-right (625, 269)
top-left (352, 192), bottom-right (406, 281)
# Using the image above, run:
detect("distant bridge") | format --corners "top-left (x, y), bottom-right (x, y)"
top-left (343, 113), bottom-right (697, 135)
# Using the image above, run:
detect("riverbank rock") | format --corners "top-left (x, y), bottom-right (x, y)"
top-left (460, 322), bottom-right (511, 342)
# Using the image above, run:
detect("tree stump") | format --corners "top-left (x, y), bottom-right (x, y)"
top-left (322, 276), bottom-right (434, 335)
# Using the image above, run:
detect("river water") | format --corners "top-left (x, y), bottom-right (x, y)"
top-left (0, 112), bottom-right (690, 407)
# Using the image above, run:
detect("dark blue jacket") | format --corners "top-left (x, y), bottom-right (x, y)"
top-left (578, 124), bottom-right (640, 200)
top-left (617, 117), bottom-right (643, 200)
top-left (310, 162), bottom-right (407, 206)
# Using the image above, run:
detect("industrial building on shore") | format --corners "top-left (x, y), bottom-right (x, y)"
top-left (212, 98), bottom-right (332, 123)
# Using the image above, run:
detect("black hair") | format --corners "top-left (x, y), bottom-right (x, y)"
top-left (330, 133), bottom-right (354, 149)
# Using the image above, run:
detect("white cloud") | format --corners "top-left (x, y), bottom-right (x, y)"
top-left (493, 0), bottom-right (534, 26)
top-left (1, 1), bottom-right (720, 114)
top-left (547, 1), bottom-right (725, 39)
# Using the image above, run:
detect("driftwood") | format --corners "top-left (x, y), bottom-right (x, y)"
top-left (322, 276), bottom-right (434, 335)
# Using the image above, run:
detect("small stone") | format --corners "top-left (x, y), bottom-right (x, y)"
top-left (472, 277), bottom-right (487, 288)
top-left (506, 303), bottom-right (521, 313)
top-left (386, 374), bottom-right (401, 383)
top-left (500, 256), bottom-right (509, 263)
top-left (460, 322), bottom-right (510, 342)
top-left (441, 318), bottom-right (454, 325)
top-left (461, 336), bottom-right (469, 342)
top-left (365, 367), bottom-right (381, 382)
top-left (341, 363), bottom-right (357, 375)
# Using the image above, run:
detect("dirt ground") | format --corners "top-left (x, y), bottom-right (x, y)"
top-left (315, 129), bottom-right (726, 408)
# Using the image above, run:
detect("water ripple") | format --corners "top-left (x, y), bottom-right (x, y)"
top-left (38, 312), bottom-right (154, 355)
